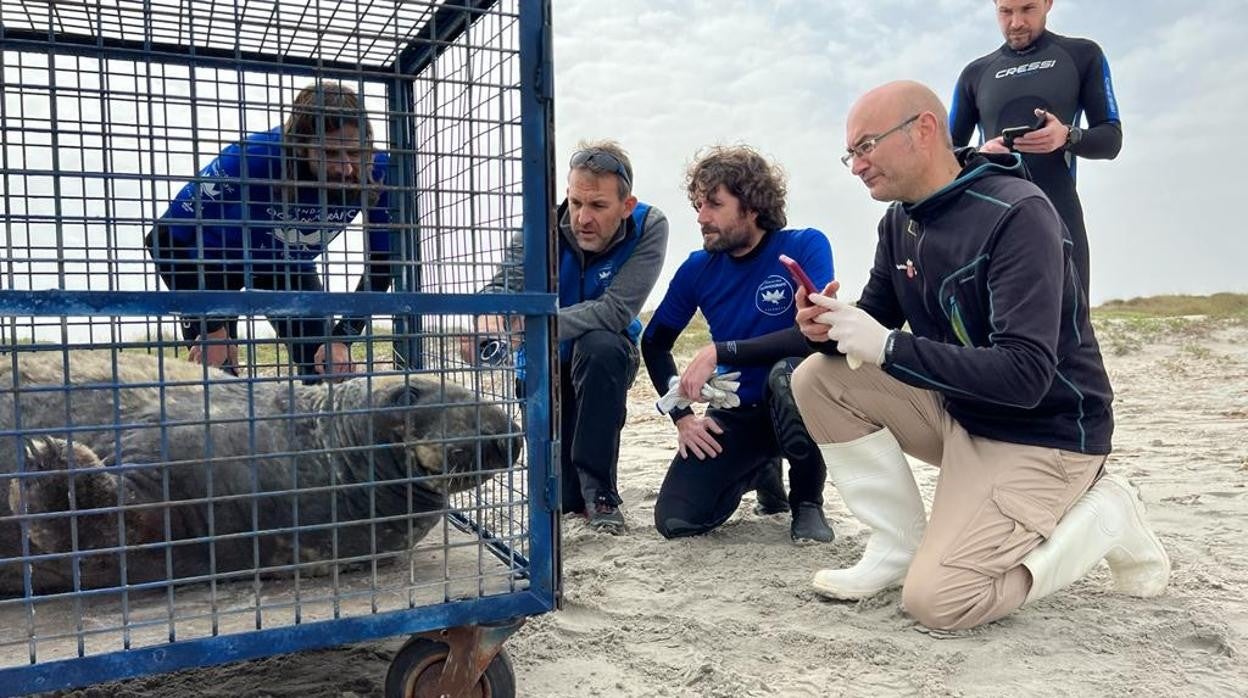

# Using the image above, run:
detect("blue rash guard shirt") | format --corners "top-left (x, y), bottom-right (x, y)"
top-left (643, 228), bottom-right (833, 406)
top-left (159, 126), bottom-right (392, 273)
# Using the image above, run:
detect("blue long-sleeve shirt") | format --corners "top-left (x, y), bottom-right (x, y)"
top-left (156, 127), bottom-right (394, 337)
top-left (159, 126), bottom-right (392, 271)
top-left (642, 228), bottom-right (833, 407)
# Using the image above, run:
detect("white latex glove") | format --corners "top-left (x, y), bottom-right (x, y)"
top-left (808, 294), bottom-right (891, 368)
top-left (656, 372), bottom-right (742, 414)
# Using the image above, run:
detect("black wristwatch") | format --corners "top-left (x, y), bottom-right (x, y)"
top-left (882, 330), bottom-right (898, 366)
top-left (1065, 125), bottom-right (1083, 151)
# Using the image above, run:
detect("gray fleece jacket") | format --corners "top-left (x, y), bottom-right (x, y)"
top-left (484, 199), bottom-right (669, 343)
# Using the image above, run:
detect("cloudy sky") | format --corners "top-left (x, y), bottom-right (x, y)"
top-left (550, 0), bottom-right (1248, 308)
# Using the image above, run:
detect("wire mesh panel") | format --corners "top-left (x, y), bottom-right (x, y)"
top-left (0, 0), bottom-right (556, 692)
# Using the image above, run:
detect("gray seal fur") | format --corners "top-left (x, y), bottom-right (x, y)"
top-left (0, 352), bottom-right (521, 596)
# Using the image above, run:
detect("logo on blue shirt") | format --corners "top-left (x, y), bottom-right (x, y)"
top-left (756, 275), bottom-right (795, 316)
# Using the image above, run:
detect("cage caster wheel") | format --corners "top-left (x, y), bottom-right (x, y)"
top-left (385, 620), bottom-right (522, 698)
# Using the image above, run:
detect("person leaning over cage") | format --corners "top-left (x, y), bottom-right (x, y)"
top-left (640, 145), bottom-right (835, 543)
top-left (461, 140), bottom-right (668, 534)
top-left (788, 80), bottom-right (1168, 631)
top-left (146, 80), bottom-right (393, 382)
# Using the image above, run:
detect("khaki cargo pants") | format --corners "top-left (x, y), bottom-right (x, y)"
top-left (791, 354), bottom-right (1105, 631)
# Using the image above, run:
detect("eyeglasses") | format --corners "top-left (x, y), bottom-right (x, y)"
top-left (569, 149), bottom-right (632, 190)
top-left (840, 114), bottom-right (921, 167)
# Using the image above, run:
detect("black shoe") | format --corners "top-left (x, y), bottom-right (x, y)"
top-left (790, 502), bottom-right (834, 543)
top-left (753, 462), bottom-right (790, 516)
top-left (587, 502), bottom-right (625, 534)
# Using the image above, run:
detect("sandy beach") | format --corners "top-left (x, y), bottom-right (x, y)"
top-left (49, 313), bottom-right (1247, 697)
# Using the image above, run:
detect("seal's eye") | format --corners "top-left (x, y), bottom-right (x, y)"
top-left (385, 382), bottom-right (425, 408)
top-left (404, 384), bottom-right (424, 405)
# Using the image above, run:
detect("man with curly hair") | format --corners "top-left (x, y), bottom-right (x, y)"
top-left (641, 145), bottom-right (835, 542)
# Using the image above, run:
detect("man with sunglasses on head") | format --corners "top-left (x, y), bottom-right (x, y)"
top-left (950, 0), bottom-right (1122, 299)
top-left (788, 80), bottom-right (1167, 632)
top-left (467, 140), bottom-right (668, 534)
top-left (641, 145), bottom-right (836, 544)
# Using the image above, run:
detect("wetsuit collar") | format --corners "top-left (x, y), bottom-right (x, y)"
top-left (1002, 29), bottom-right (1053, 57)
top-left (726, 228), bottom-right (776, 264)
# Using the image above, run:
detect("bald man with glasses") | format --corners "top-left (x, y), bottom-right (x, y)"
top-left (788, 80), bottom-right (1167, 631)
top-left (467, 140), bottom-right (668, 533)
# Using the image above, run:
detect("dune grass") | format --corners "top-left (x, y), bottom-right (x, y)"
top-left (1094, 293), bottom-right (1248, 320)
top-left (1093, 294), bottom-right (1246, 356)
top-left (638, 310), bottom-right (710, 356)
top-left (95, 323), bottom-right (408, 377)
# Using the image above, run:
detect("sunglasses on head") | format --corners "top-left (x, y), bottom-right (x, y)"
top-left (569, 149), bottom-right (632, 189)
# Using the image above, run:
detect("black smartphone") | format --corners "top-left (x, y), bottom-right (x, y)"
top-left (1001, 111), bottom-right (1049, 149)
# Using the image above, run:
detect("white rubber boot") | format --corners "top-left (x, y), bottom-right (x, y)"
top-left (1023, 473), bottom-right (1170, 604)
top-left (811, 429), bottom-right (926, 600)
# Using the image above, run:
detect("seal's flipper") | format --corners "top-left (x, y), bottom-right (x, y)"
top-left (10, 436), bottom-right (119, 552)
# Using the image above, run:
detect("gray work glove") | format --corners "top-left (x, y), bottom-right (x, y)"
top-left (656, 371), bottom-right (742, 414)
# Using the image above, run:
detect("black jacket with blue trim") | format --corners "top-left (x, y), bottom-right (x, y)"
top-left (847, 148), bottom-right (1113, 454)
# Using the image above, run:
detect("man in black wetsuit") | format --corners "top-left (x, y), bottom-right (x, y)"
top-left (950, 0), bottom-right (1122, 298)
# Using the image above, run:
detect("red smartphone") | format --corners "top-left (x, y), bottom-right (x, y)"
top-left (781, 253), bottom-right (861, 369)
top-left (779, 254), bottom-right (819, 294)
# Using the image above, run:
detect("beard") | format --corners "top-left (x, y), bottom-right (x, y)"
top-left (1007, 32), bottom-right (1035, 49)
top-left (1005, 22), bottom-right (1044, 50)
top-left (702, 222), bottom-right (753, 254)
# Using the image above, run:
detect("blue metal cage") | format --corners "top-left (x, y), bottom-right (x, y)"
top-left (0, 1), bottom-right (557, 694)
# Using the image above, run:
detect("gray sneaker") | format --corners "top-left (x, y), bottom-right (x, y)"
top-left (587, 502), bottom-right (625, 534)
